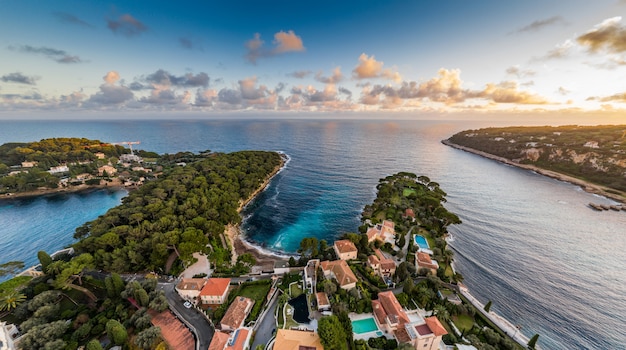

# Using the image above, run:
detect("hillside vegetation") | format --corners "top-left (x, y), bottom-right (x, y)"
top-left (447, 125), bottom-right (626, 193)
top-left (72, 150), bottom-right (282, 273)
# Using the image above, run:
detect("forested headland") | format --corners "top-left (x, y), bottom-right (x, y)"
top-left (445, 125), bottom-right (626, 199)
top-left (72, 150), bottom-right (283, 274)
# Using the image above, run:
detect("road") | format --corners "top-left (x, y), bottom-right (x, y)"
top-left (159, 282), bottom-right (215, 350)
top-left (250, 288), bottom-right (280, 350)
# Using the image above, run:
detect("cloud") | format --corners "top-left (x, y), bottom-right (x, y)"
top-left (272, 30), bottom-right (305, 53)
top-left (9, 45), bottom-right (84, 64)
top-left (218, 88), bottom-right (242, 105)
top-left (478, 81), bottom-right (548, 104)
top-left (352, 53), bottom-right (401, 82)
top-left (359, 68), bottom-right (548, 108)
top-left (107, 14), bottom-right (147, 37)
top-left (577, 16), bottom-right (626, 53)
top-left (143, 69), bottom-right (210, 88)
top-left (87, 71), bottom-right (134, 105)
top-left (557, 86), bottom-right (570, 95)
top-left (244, 30), bottom-right (305, 63)
top-left (315, 67), bottom-right (344, 84)
top-left (54, 12), bottom-right (93, 28)
top-left (194, 89), bottom-right (218, 106)
top-left (1, 72), bottom-right (39, 85)
top-left (139, 89), bottom-right (190, 105)
top-left (588, 92), bottom-right (626, 102)
top-left (531, 40), bottom-right (575, 61)
top-left (338, 87), bottom-right (352, 99)
top-left (514, 16), bottom-right (565, 33)
top-left (179, 36), bottom-right (203, 50)
top-left (505, 65), bottom-right (536, 78)
top-left (288, 70), bottom-right (311, 78)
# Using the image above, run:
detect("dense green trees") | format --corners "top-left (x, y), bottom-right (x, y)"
top-left (72, 150), bottom-right (282, 273)
top-left (318, 315), bottom-right (349, 350)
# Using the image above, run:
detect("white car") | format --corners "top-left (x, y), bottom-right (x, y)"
top-left (183, 301), bottom-right (193, 309)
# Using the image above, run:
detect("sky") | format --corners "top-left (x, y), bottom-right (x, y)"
top-left (1, 0), bottom-right (626, 118)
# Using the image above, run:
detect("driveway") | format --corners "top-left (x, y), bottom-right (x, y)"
top-left (250, 289), bottom-right (279, 350)
top-left (159, 282), bottom-right (215, 350)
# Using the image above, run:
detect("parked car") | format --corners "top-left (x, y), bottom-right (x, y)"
top-left (183, 301), bottom-right (192, 309)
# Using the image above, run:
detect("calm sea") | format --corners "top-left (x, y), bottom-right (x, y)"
top-left (0, 118), bottom-right (624, 349)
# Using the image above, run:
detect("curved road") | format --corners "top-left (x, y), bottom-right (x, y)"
top-left (159, 282), bottom-right (215, 350)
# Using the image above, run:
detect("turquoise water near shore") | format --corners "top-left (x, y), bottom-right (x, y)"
top-left (0, 119), bottom-right (624, 349)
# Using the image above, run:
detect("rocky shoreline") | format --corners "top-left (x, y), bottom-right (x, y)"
top-left (442, 139), bottom-right (626, 204)
top-left (224, 153), bottom-right (290, 265)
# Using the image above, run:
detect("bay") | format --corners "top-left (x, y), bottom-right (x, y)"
top-left (0, 118), bottom-right (624, 349)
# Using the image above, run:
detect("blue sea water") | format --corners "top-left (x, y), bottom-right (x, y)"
top-left (0, 118), bottom-right (625, 349)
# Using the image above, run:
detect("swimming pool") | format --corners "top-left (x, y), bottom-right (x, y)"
top-left (414, 235), bottom-right (430, 250)
top-left (352, 317), bottom-right (379, 334)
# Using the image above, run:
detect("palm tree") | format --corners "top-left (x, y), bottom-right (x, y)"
top-left (0, 289), bottom-right (27, 311)
top-left (433, 304), bottom-right (450, 322)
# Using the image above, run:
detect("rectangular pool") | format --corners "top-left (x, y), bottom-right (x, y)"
top-left (352, 317), bottom-right (379, 334)
top-left (414, 235), bottom-right (430, 250)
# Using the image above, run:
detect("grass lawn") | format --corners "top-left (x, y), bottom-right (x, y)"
top-left (283, 304), bottom-right (300, 328)
top-left (403, 188), bottom-right (417, 197)
top-left (453, 314), bottom-right (475, 332)
top-left (237, 281), bottom-right (271, 322)
top-left (444, 265), bottom-right (454, 278)
top-left (289, 283), bottom-right (303, 298)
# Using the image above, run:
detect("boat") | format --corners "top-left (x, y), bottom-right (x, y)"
top-left (588, 203), bottom-right (604, 211)
top-left (609, 205), bottom-right (620, 211)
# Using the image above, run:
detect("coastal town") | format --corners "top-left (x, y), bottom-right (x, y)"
top-left (0, 143), bottom-right (536, 350)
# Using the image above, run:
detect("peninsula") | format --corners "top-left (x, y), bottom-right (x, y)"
top-left (443, 125), bottom-right (626, 203)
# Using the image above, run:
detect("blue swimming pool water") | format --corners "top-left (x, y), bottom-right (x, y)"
top-left (352, 317), bottom-right (379, 334)
top-left (414, 235), bottom-right (430, 249)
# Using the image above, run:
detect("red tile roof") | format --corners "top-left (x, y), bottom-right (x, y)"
top-left (368, 254), bottom-right (380, 266)
top-left (221, 296), bottom-right (254, 330)
top-left (200, 278), bottom-right (231, 297)
top-left (316, 292), bottom-right (330, 308)
top-left (377, 291), bottom-right (409, 325)
top-left (226, 328), bottom-right (250, 350)
top-left (405, 208), bottom-right (415, 218)
top-left (425, 316), bottom-right (448, 336)
top-left (334, 239), bottom-right (358, 254)
top-left (149, 310), bottom-right (194, 350)
top-left (320, 260), bottom-right (357, 289)
top-left (208, 331), bottom-right (230, 350)
top-left (176, 278), bottom-right (206, 291)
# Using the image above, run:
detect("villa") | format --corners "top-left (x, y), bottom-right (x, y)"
top-left (273, 329), bottom-right (323, 350)
top-left (220, 297), bottom-right (254, 332)
top-left (320, 260), bottom-right (358, 290)
top-left (199, 278), bottom-right (231, 306)
top-left (415, 252), bottom-right (439, 276)
top-left (366, 220), bottom-right (396, 245)
top-left (316, 292), bottom-right (331, 312)
top-left (333, 239), bottom-right (358, 260)
top-left (175, 278), bottom-right (207, 301)
top-left (209, 328), bottom-right (252, 350)
top-left (372, 291), bottom-right (447, 350)
top-left (368, 249), bottom-right (396, 278)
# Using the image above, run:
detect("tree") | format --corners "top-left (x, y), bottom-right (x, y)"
top-left (527, 334), bottom-right (540, 349)
top-left (149, 291), bottom-right (169, 312)
top-left (106, 319), bottom-right (128, 346)
top-left (85, 339), bottom-right (104, 350)
top-left (0, 289), bottom-right (27, 311)
top-left (134, 326), bottom-right (161, 349)
top-left (318, 315), bottom-right (348, 350)
top-left (18, 320), bottom-right (68, 349)
top-left (484, 300), bottom-right (492, 313)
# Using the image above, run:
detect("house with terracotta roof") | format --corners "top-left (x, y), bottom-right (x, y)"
top-left (395, 316), bottom-right (447, 350)
top-left (220, 296), bottom-right (254, 332)
top-left (415, 252), bottom-right (439, 276)
top-left (366, 220), bottom-right (396, 245)
top-left (372, 291), bottom-right (410, 334)
top-left (175, 278), bottom-right (207, 301)
top-left (333, 239), bottom-right (358, 260)
top-left (320, 260), bottom-right (358, 290)
top-left (199, 278), bottom-right (231, 306)
top-left (375, 249), bottom-right (396, 278)
top-left (209, 328), bottom-right (253, 350)
top-left (372, 291), bottom-right (447, 349)
top-left (273, 329), bottom-right (324, 350)
top-left (404, 208), bottom-right (415, 221)
top-left (316, 292), bottom-right (331, 312)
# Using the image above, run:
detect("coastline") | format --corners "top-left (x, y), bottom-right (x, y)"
top-left (0, 178), bottom-right (127, 201)
top-left (442, 139), bottom-right (626, 204)
top-left (223, 153), bottom-right (290, 265)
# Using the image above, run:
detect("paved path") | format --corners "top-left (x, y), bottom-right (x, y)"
top-left (250, 288), bottom-right (280, 350)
